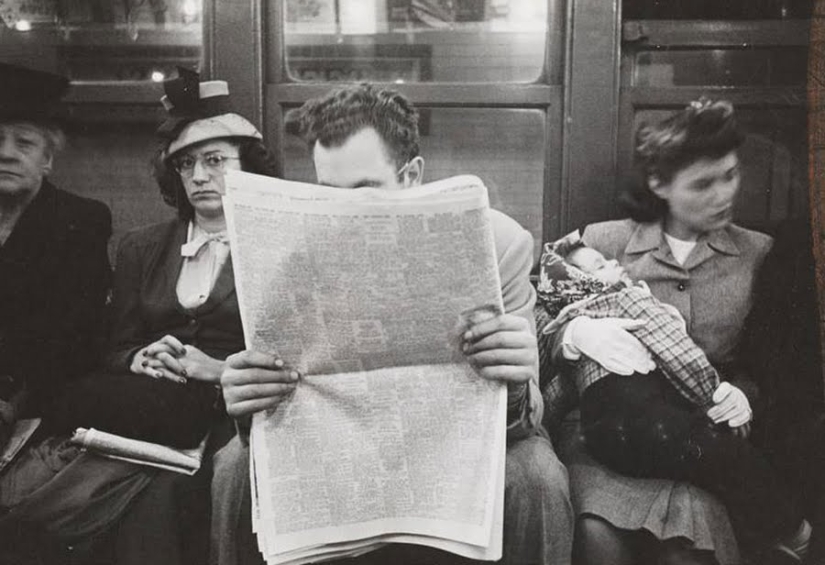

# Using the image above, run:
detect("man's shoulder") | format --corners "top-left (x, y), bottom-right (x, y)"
top-left (489, 209), bottom-right (533, 253)
top-left (582, 218), bottom-right (637, 242)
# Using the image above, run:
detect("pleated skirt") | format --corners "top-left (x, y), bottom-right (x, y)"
top-left (558, 415), bottom-right (741, 565)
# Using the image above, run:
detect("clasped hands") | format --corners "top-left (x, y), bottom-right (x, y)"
top-left (221, 313), bottom-right (538, 419)
top-left (130, 334), bottom-right (224, 384)
top-left (566, 317), bottom-right (752, 433)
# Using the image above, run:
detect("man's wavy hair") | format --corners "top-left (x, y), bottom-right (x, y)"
top-left (621, 98), bottom-right (745, 222)
top-left (153, 137), bottom-right (278, 220)
top-left (285, 83), bottom-right (420, 169)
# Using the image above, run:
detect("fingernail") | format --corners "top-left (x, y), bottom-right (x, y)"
top-left (181, 369), bottom-right (188, 377)
top-left (179, 377), bottom-right (187, 384)
top-left (463, 330), bottom-right (472, 341)
top-left (274, 358), bottom-right (284, 368)
top-left (462, 342), bottom-right (469, 353)
top-left (155, 371), bottom-right (163, 378)
top-left (290, 371), bottom-right (299, 380)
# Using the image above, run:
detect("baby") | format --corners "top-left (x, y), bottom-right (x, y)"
top-left (537, 234), bottom-right (719, 410)
top-left (537, 235), bottom-right (812, 560)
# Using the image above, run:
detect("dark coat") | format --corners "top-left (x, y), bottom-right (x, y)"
top-left (105, 218), bottom-right (244, 371)
top-left (48, 219), bottom-right (244, 447)
top-left (0, 181), bottom-right (112, 414)
top-left (741, 220), bottom-right (824, 480)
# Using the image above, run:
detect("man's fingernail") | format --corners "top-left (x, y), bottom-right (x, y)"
top-left (181, 369), bottom-right (188, 377)
top-left (274, 358), bottom-right (284, 368)
top-left (290, 371), bottom-right (299, 380)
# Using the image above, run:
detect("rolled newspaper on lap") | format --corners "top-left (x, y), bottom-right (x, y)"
top-left (71, 427), bottom-right (206, 475)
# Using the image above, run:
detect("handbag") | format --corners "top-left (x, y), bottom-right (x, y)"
top-left (46, 372), bottom-right (221, 449)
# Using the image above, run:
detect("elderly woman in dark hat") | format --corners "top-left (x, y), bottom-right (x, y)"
top-left (0, 64), bottom-right (111, 432)
top-left (1, 68), bottom-right (278, 565)
top-left (0, 61), bottom-right (112, 564)
top-left (0, 62), bottom-right (111, 454)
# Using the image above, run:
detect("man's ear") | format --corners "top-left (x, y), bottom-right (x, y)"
top-left (405, 156), bottom-right (425, 187)
top-left (647, 174), bottom-right (668, 199)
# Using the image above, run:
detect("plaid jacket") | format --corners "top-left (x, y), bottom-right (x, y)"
top-left (550, 285), bottom-right (720, 409)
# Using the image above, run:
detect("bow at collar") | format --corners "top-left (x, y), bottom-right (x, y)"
top-left (181, 231), bottom-right (229, 258)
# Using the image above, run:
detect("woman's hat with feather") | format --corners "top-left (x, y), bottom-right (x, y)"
top-left (158, 67), bottom-right (262, 158)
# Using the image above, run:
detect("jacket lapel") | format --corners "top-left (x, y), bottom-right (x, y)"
top-left (152, 221), bottom-right (188, 317)
top-left (192, 253), bottom-right (236, 316)
top-left (625, 221), bottom-right (683, 270)
top-left (683, 228), bottom-right (741, 271)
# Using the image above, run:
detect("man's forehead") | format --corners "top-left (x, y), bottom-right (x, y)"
top-left (312, 128), bottom-right (400, 189)
top-left (313, 127), bottom-right (393, 160)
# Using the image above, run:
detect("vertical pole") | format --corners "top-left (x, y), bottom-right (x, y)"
top-left (808, 1), bottom-right (825, 397)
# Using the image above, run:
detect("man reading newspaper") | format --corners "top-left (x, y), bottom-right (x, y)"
top-left (212, 83), bottom-right (573, 565)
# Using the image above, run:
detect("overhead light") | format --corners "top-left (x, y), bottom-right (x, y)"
top-left (182, 0), bottom-right (199, 18)
top-left (151, 71), bottom-right (166, 82)
top-left (14, 20), bottom-right (32, 32)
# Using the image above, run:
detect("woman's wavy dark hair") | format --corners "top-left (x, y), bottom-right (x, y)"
top-left (620, 98), bottom-right (745, 222)
top-left (153, 137), bottom-right (279, 220)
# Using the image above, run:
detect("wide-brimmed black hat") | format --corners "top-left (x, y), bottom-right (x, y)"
top-left (0, 63), bottom-right (70, 124)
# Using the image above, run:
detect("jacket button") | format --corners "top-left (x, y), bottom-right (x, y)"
top-left (677, 283), bottom-right (686, 291)
top-left (189, 318), bottom-right (198, 326)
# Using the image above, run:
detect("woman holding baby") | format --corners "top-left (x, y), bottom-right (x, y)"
top-left (547, 99), bottom-right (811, 564)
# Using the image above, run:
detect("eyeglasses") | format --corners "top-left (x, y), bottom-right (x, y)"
top-left (173, 153), bottom-right (240, 176)
top-left (395, 161), bottom-right (413, 180)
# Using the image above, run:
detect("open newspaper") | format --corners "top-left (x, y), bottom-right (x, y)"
top-left (70, 427), bottom-right (207, 475)
top-left (223, 172), bottom-right (508, 565)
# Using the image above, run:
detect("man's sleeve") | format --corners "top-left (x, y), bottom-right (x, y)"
top-left (494, 217), bottom-right (543, 440)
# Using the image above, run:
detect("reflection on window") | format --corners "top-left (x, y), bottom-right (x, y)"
top-left (633, 48), bottom-right (807, 87)
top-left (623, 0), bottom-right (811, 20)
top-left (0, 0), bottom-right (202, 82)
top-left (284, 107), bottom-right (546, 251)
top-left (284, 0), bottom-right (549, 83)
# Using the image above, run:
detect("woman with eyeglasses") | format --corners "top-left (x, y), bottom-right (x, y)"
top-left (51, 69), bottom-right (276, 443)
top-left (542, 99), bottom-right (811, 565)
top-left (30, 69), bottom-right (279, 565)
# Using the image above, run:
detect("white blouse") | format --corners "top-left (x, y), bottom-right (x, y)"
top-left (664, 232), bottom-right (697, 266)
top-left (176, 222), bottom-right (230, 310)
